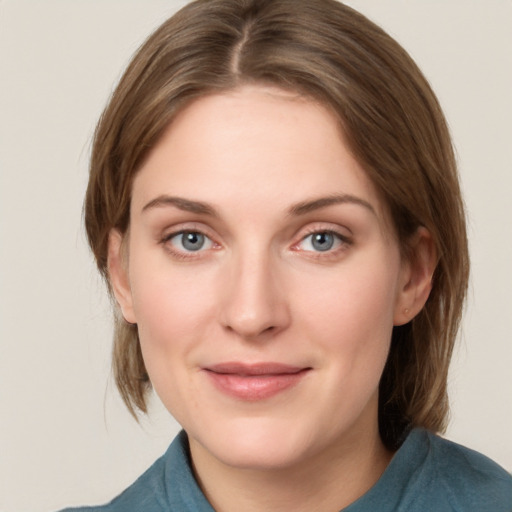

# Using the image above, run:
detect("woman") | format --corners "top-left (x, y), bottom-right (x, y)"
top-left (62, 0), bottom-right (512, 510)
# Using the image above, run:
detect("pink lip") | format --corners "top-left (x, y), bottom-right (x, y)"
top-left (203, 362), bottom-right (311, 401)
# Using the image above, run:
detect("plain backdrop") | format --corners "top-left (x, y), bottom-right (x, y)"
top-left (1, 1), bottom-right (511, 511)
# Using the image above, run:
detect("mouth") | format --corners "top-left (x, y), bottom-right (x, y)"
top-left (202, 362), bottom-right (312, 401)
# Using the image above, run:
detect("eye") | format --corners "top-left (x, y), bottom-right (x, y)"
top-left (298, 231), bottom-right (347, 252)
top-left (167, 231), bottom-right (214, 253)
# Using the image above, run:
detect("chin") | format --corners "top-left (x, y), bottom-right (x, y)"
top-left (216, 439), bottom-right (307, 471)
top-left (190, 415), bottom-right (321, 471)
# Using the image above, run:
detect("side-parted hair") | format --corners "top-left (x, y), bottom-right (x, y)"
top-left (85, 0), bottom-right (469, 449)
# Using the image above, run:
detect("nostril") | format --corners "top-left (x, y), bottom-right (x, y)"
top-left (222, 321), bottom-right (279, 341)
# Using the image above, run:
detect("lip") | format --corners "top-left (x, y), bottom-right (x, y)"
top-left (202, 362), bottom-right (311, 401)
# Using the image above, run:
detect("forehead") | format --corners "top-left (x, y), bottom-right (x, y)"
top-left (131, 85), bottom-right (391, 229)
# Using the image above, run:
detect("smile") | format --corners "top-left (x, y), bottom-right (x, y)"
top-left (203, 362), bottom-right (312, 401)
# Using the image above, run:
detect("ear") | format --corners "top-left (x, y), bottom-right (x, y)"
top-left (393, 227), bottom-right (437, 326)
top-left (107, 229), bottom-right (137, 324)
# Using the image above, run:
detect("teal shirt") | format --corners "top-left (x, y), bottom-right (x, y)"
top-left (60, 429), bottom-right (512, 511)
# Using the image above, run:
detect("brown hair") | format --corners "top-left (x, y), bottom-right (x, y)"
top-left (85, 0), bottom-right (469, 449)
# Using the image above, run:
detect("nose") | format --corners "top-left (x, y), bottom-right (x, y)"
top-left (218, 249), bottom-right (291, 341)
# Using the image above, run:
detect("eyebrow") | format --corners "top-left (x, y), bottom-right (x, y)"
top-left (288, 194), bottom-right (376, 216)
top-left (141, 195), bottom-right (219, 217)
top-left (141, 193), bottom-right (375, 217)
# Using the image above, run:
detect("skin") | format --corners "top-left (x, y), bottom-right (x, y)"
top-left (109, 85), bottom-right (435, 512)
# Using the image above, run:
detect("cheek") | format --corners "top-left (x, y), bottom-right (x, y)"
top-left (302, 256), bottom-right (398, 332)
top-left (129, 265), bottom-right (218, 417)
top-left (297, 254), bottom-right (400, 376)
top-left (129, 258), bottom-right (217, 362)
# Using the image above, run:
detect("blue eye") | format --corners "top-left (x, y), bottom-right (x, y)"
top-left (311, 232), bottom-right (335, 251)
top-left (300, 231), bottom-right (346, 252)
top-left (168, 231), bottom-right (213, 252)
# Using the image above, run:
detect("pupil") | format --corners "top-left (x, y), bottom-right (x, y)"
top-left (182, 232), bottom-right (204, 251)
top-left (312, 232), bottom-right (334, 251)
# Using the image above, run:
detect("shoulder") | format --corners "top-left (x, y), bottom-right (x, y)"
top-left (421, 429), bottom-right (512, 511)
top-left (57, 454), bottom-right (168, 512)
top-left (57, 431), bottom-right (213, 512)
top-left (346, 428), bottom-right (511, 512)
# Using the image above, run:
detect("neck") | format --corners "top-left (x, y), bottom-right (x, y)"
top-left (188, 414), bottom-right (393, 512)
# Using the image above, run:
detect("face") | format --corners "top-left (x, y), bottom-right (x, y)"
top-left (110, 85), bottom-right (415, 472)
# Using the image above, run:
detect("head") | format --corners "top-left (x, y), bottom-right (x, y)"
top-left (85, 0), bottom-right (468, 450)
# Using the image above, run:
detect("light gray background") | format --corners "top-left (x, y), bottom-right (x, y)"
top-left (1, 1), bottom-right (511, 511)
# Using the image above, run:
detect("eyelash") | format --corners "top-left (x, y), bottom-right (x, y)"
top-left (160, 229), bottom-right (218, 260)
top-left (159, 227), bottom-right (352, 261)
top-left (293, 229), bottom-right (352, 259)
